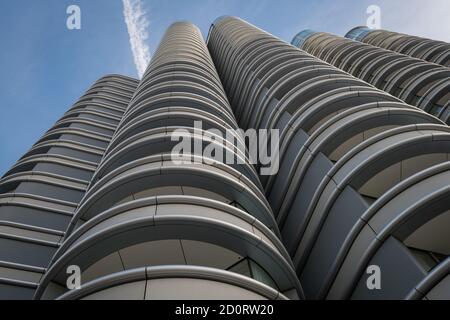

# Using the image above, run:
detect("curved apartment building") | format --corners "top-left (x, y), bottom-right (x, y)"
top-left (346, 26), bottom-right (450, 68)
top-left (33, 22), bottom-right (302, 300)
top-left (1, 16), bottom-right (449, 301)
top-left (0, 74), bottom-right (139, 299)
top-left (292, 30), bottom-right (450, 124)
top-left (208, 16), bottom-right (450, 300)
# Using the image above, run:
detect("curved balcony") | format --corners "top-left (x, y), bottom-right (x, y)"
top-left (346, 27), bottom-right (450, 68)
top-left (35, 21), bottom-right (303, 300)
top-left (208, 16), bottom-right (450, 299)
top-left (0, 75), bottom-right (138, 299)
top-left (294, 31), bottom-right (450, 124)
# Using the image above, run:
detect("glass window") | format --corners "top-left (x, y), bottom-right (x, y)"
top-left (48, 147), bottom-right (102, 163)
top-left (59, 134), bottom-right (108, 149)
top-left (227, 258), bottom-right (278, 290)
top-left (0, 205), bottom-right (71, 231)
top-left (33, 163), bottom-right (93, 181)
top-left (15, 182), bottom-right (84, 203)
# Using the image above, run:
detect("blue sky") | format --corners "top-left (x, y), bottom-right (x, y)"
top-left (1, 0), bottom-right (449, 176)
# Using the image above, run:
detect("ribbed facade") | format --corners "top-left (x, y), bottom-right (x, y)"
top-left (1, 17), bottom-right (449, 301)
top-left (292, 31), bottom-right (450, 124)
top-left (0, 75), bottom-right (138, 299)
top-left (33, 22), bottom-right (302, 300)
top-left (208, 17), bottom-right (450, 300)
top-left (346, 26), bottom-right (450, 68)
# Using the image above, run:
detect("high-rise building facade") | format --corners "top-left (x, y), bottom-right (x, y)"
top-left (208, 17), bottom-right (450, 300)
top-left (0, 75), bottom-right (138, 299)
top-left (346, 27), bottom-right (450, 68)
top-left (26, 21), bottom-right (301, 301)
top-left (1, 17), bottom-right (449, 300)
top-left (292, 30), bottom-right (450, 124)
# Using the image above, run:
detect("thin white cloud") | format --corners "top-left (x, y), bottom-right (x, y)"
top-left (122, 0), bottom-right (151, 78)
